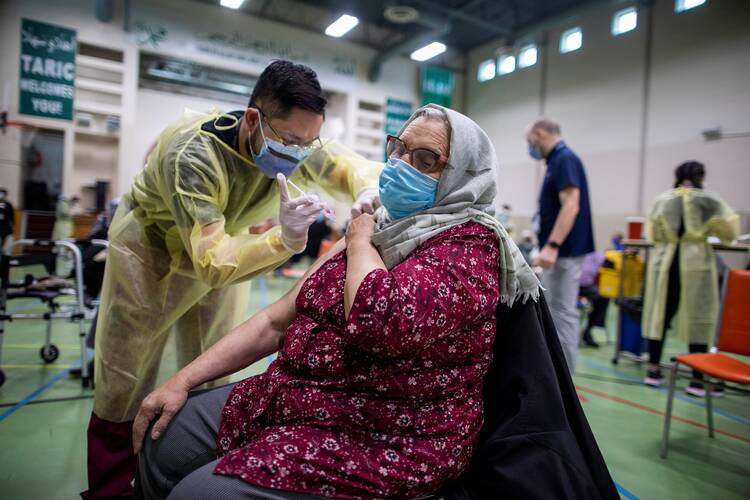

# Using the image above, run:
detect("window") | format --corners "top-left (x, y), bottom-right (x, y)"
top-left (497, 53), bottom-right (516, 75)
top-left (560, 27), bottom-right (583, 53)
top-left (612, 7), bottom-right (638, 35)
top-left (477, 59), bottom-right (496, 82)
top-left (518, 44), bottom-right (538, 68)
top-left (675, 0), bottom-right (706, 12)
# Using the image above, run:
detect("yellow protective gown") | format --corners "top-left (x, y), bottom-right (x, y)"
top-left (52, 198), bottom-right (74, 240)
top-left (94, 110), bottom-right (382, 422)
top-left (641, 187), bottom-right (739, 345)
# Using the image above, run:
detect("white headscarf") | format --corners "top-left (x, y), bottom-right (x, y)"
top-left (371, 104), bottom-right (540, 306)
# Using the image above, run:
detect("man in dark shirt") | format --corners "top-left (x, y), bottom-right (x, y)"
top-left (527, 119), bottom-right (595, 374)
top-left (0, 188), bottom-right (15, 251)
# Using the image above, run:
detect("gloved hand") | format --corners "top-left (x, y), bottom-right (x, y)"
top-left (277, 173), bottom-right (324, 254)
top-left (351, 187), bottom-right (381, 217)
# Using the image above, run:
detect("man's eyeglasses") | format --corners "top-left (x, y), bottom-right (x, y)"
top-left (256, 106), bottom-right (323, 155)
top-left (386, 135), bottom-right (448, 172)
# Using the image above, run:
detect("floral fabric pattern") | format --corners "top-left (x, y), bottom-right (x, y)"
top-left (215, 222), bottom-right (500, 498)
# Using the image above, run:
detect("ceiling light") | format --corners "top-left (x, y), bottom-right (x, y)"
top-left (410, 42), bottom-right (447, 62)
top-left (220, 0), bottom-right (245, 9)
top-left (325, 14), bottom-right (359, 38)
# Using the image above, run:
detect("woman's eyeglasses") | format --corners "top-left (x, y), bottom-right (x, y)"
top-left (386, 135), bottom-right (448, 172)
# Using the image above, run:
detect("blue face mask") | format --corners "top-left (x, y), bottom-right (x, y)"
top-left (528, 143), bottom-right (543, 160)
top-left (249, 124), bottom-right (309, 178)
top-left (379, 158), bottom-right (438, 220)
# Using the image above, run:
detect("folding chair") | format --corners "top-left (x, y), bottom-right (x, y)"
top-left (660, 269), bottom-right (750, 458)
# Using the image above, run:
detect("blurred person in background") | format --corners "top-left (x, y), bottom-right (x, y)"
top-left (578, 251), bottom-right (607, 348)
top-left (526, 118), bottom-right (595, 374)
top-left (641, 161), bottom-right (739, 396)
top-left (518, 229), bottom-right (538, 266)
top-left (52, 195), bottom-right (79, 241)
top-left (0, 188), bottom-right (14, 251)
top-left (498, 203), bottom-right (515, 239)
top-left (577, 234), bottom-right (623, 348)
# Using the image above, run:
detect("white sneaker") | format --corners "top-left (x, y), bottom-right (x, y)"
top-left (685, 383), bottom-right (725, 398)
top-left (643, 369), bottom-right (663, 387)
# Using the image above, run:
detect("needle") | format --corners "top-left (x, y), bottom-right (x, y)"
top-left (286, 179), bottom-right (336, 221)
top-left (286, 178), bottom-right (307, 197)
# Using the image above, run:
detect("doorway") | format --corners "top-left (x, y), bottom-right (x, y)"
top-left (20, 127), bottom-right (64, 211)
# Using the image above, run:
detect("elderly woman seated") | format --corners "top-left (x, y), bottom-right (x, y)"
top-left (133, 105), bottom-right (617, 500)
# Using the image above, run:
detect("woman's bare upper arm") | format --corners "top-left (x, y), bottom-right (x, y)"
top-left (268, 238), bottom-right (347, 331)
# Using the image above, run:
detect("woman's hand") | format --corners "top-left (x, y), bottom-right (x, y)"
top-left (132, 374), bottom-right (191, 454)
top-left (346, 213), bottom-right (375, 248)
top-left (344, 214), bottom-right (385, 317)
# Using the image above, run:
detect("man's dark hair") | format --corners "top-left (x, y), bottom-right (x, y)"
top-left (249, 60), bottom-right (327, 118)
top-left (674, 160), bottom-right (705, 189)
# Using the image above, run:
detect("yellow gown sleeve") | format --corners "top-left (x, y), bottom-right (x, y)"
top-left (166, 134), bottom-right (291, 288)
top-left (294, 141), bottom-right (383, 202)
top-left (705, 194), bottom-right (740, 243)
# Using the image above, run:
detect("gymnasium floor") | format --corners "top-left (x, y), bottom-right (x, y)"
top-left (1, 272), bottom-right (748, 500)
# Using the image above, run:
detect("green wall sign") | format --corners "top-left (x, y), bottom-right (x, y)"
top-left (384, 98), bottom-right (412, 159)
top-left (19, 18), bottom-right (76, 120)
top-left (420, 66), bottom-right (455, 108)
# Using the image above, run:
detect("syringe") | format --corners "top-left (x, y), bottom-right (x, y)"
top-left (286, 178), bottom-right (336, 221)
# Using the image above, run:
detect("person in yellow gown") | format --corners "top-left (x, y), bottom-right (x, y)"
top-left (84, 60), bottom-right (382, 499)
top-left (52, 195), bottom-right (79, 241)
top-left (641, 161), bottom-right (739, 395)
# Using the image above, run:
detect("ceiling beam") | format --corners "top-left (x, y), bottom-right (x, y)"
top-left (368, 12), bottom-right (451, 82)
top-left (95, 0), bottom-right (114, 22)
top-left (411, 0), bottom-right (511, 37)
top-left (258, 0), bottom-right (273, 16)
top-left (506, 0), bottom-right (612, 42)
top-left (229, 0), bottom-right (382, 51)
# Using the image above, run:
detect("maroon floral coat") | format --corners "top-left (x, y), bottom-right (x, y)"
top-left (214, 222), bottom-right (500, 498)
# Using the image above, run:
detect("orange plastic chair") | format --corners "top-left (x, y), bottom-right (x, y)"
top-left (660, 269), bottom-right (750, 458)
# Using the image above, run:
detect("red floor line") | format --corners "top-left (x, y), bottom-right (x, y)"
top-left (575, 384), bottom-right (750, 445)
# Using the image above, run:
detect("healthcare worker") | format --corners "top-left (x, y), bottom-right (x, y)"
top-left (84, 60), bottom-right (382, 499)
top-left (52, 195), bottom-right (78, 240)
top-left (641, 161), bottom-right (739, 395)
top-left (0, 188), bottom-right (14, 251)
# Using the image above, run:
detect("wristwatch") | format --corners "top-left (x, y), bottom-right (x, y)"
top-left (547, 240), bottom-right (561, 250)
